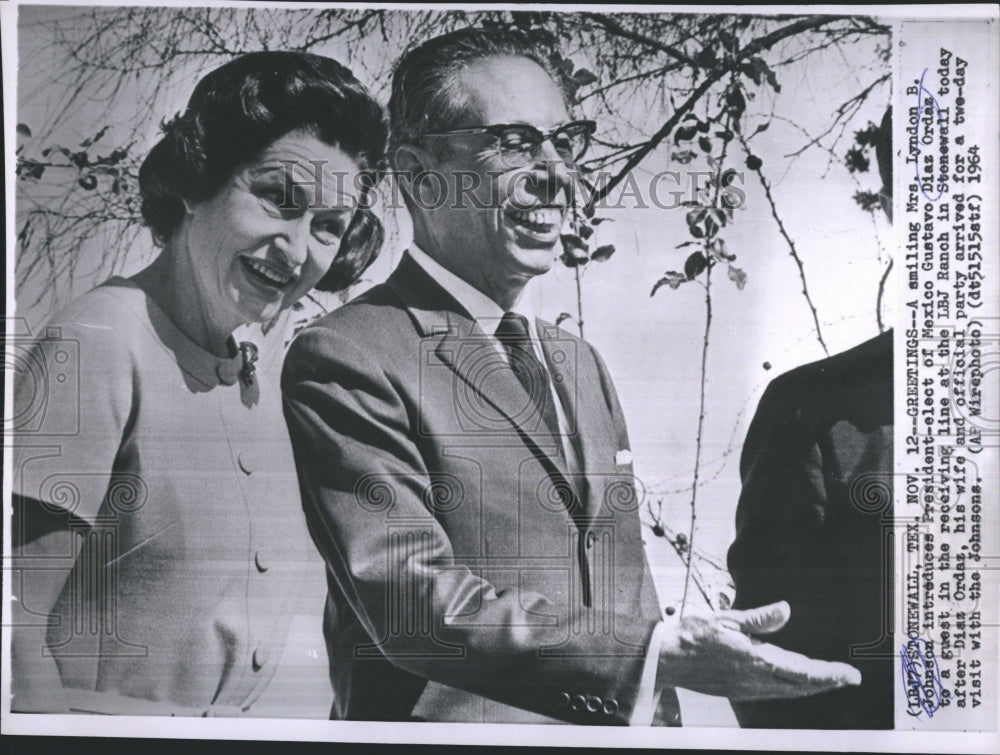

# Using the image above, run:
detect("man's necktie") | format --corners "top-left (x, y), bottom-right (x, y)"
top-left (495, 312), bottom-right (562, 444)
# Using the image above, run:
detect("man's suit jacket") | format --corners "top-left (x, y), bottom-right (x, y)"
top-left (282, 254), bottom-right (675, 725)
top-left (728, 330), bottom-right (894, 729)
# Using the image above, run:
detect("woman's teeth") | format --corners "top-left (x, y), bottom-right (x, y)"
top-left (243, 258), bottom-right (293, 286)
top-left (506, 207), bottom-right (562, 233)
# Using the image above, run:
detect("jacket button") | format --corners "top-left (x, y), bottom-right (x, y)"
top-left (570, 694), bottom-right (586, 712)
top-left (254, 550), bottom-right (269, 573)
top-left (603, 699), bottom-right (619, 716)
top-left (252, 643), bottom-right (269, 671)
top-left (555, 692), bottom-right (570, 709)
top-left (238, 452), bottom-right (255, 475)
top-left (586, 695), bottom-right (602, 713)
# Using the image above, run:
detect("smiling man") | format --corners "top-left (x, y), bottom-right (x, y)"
top-left (281, 27), bottom-right (861, 725)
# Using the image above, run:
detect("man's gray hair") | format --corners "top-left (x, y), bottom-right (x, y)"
top-left (388, 26), bottom-right (570, 154)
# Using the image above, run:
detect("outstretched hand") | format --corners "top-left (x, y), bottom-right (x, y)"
top-left (657, 601), bottom-right (862, 701)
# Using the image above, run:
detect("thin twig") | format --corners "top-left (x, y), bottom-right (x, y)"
top-left (876, 256), bottom-right (893, 333)
top-left (782, 73), bottom-right (890, 159)
top-left (581, 13), bottom-right (699, 67)
top-left (574, 266), bottom-right (585, 339)
top-left (739, 133), bottom-right (829, 356)
top-left (681, 262), bottom-right (712, 618)
top-left (583, 15), bottom-right (850, 210)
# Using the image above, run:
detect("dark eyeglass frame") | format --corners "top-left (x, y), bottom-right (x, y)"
top-left (419, 119), bottom-right (597, 167)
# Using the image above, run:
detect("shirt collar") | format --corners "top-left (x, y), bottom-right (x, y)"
top-left (407, 244), bottom-right (539, 336)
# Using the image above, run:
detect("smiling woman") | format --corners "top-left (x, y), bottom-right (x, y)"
top-left (172, 130), bottom-right (362, 340)
top-left (10, 51), bottom-right (387, 716)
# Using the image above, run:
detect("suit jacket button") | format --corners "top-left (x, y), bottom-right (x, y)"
top-left (555, 692), bottom-right (571, 709)
top-left (254, 550), bottom-right (269, 573)
top-left (586, 695), bottom-right (602, 713)
top-left (603, 699), bottom-right (619, 716)
top-left (252, 643), bottom-right (269, 671)
top-left (570, 694), bottom-right (586, 712)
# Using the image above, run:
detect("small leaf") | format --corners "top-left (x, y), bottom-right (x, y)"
top-left (560, 248), bottom-right (590, 268)
top-left (578, 223), bottom-right (594, 240)
top-left (16, 123), bottom-right (31, 137)
top-left (695, 47), bottom-right (716, 68)
top-left (704, 215), bottom-right (719, 238)
top-left (675, 240), bottom-right (696, 249)
top-left (555, 312), bottom-right (573, 326)
top-left (590, 216), bottom-right (613, 225)
top-left (650, 271), bottom-right (687, 296)
top-left (582, 203), bottom-right (595, 219)
top-left (709, 238), bottom-right (736, 262)
top-left (684, 252), bottom-right (708, 280)
top-left (740, 62), bottom-right (762, 87)
top-left (715, 130), bottom-right (734, 142)
top-left (696, 119), bottom-right (710, 133)
top-left (685, 208), bottom-right (706, 230)
top-left (673, 125), bottom-right (698, 144)
top-left (745, 154), bottom-right (763, 171)
top-left (718, 239), bottom-right (736, 260)
top-left (751, 120), bottom-right (771, 137)
top-left (571, 68), bottom-right (598, 87)
top-left (560, 233), bottom-right (589, 254)
top-left (698, 136), bottom-right (712, 154)
top-left (725, 87), bottom-right (746, 117)
top-left (672, 149), bottom-right (696, 165)
top-left (591, 244), bottom-right (615, 262)
top-left (755, 59), bottom-right (781, 92)
top-left (728, 265), bottom-right (748, 290)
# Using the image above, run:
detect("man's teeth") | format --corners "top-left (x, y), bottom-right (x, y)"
top-left (506, 208), bottom-right (562, 231)
top-left (244, 258), bottom-right (292, 285)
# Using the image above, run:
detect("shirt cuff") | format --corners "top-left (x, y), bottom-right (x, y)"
top-left (629, 620), bottom-right (666, 725)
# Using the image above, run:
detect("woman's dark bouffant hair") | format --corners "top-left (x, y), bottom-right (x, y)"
top-left (139, 50), bottom-right (388, 293)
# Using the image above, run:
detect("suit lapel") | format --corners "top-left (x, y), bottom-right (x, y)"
top-left (538, 320), bottom-right (619, 527)
top-left (387, 255), bottom-right (572, 482)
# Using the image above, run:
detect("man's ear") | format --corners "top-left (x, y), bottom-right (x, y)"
top-left (393, 143), bottom-right (431, 183)
top-left (393, 144), bottom-right (437, 207)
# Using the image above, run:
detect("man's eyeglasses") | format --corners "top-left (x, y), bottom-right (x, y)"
top-left (419, 120), bottom-right (597, 169)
